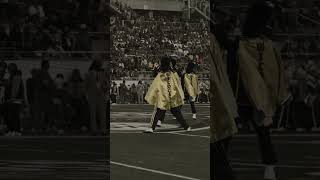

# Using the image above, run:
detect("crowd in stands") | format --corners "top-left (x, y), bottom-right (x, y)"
top-left (0, 0), bottom-right (108, 58)
top-left (272, 59), bottom-right (320, 131)
top-left (280, 36), bottom-right (320, 56)
top-left (110, 0), bottom-right (320, 80)
top-left (0, 59), bottom-right (108, 136)
top-left (111, 1), bottom-right (209, 80)
top-left (283, 0), bottom-right (320, 19)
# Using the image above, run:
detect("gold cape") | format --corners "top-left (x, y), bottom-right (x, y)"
top-left (209, 34), bottom-right (238, 143)
top-left (238, 37), bottom-right (288, 126)
top-left (145, 71), bottom-right (185, 110)
top-left (184, 73), bottom-right (200, 99)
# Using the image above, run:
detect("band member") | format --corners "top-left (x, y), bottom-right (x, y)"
top-left (236, 2), bottom-right (288, 179)
top-left (184, 62), bottom-right (200, 120)
top-left (209, 11), bottom-right (239, 180)
top-left (210, 1), bottom-right (288, 179)
top-left (144, 56), bottom-right (191, 133)
top-left (235, 2), bottom-right (288, 179)
top-left (153, 57), bottom-right (181, 127)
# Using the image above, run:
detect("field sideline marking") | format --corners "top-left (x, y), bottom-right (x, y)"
top-left (233, 162), bottom-right (320, 169)
top-left (167, 132), bottom-right (210, 139)
top-left (160, 126), bottom-right (210, 133)
top-left (236, 134), bottom-right (320, 138)
top-left (111, 126), bottom-right (210, 134)
top-left (159, 132), bottom-right (320, 139)
top-left (110, 161), bottom-right (201, 180)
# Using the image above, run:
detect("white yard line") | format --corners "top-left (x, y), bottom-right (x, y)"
top-left (166, 132), bottom-right (210, 139)
top-left (161, 126), bottom-right (210, 133)
top-left (111, 126), bottom-right (210, 134)
top-left (110, 161), bottom-right (201, 180)
top-left (236, 134), bottom-right (320, 138)
top-left (233, 162), bottom-right (320, 169)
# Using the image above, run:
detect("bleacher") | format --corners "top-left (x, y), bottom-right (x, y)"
top-left (0, 0), bottom-right (109, 61)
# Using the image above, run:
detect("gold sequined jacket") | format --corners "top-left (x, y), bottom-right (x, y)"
top-left (145, 71), bottom-right (185, 110)
top-left (209, 34), bottom-right (239, 143)
top-left (238, 37), bottom-right (288, 126)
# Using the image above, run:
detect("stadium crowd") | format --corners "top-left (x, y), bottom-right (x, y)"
top-left (280, 36), bottom-right (320, 55)
top-left (0, 59), bottom-right (107, 136)
top-left (111, 1), bottom-right (209, 80)
top-left (0, 0), bottom-right (108, 58)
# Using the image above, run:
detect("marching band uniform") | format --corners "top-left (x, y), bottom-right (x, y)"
top-left (210, 2), bottom-right (288, 179)
top-left (237, 37), bottom-right (288, 127)
top-left (209, 33), bottom-right (238, 180)
top-left (236, 35), bottom-right (288, 179)
top-left (144, 57), bottom-right (191, 133)
top-left (184, 63), bottom-right (200, 120)
top-left (151, 59), bottom-right (181, 127)
top-left (234, 2), bottom-right (289, 179)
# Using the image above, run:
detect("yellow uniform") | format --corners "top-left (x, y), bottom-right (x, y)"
top-left (145, 71), bottom-right (185, 110)
top-left (209, 34), bottom-right (238, 143)
top-left (184, 73), bottom-right (200, 100)
top-left (238, 37), bottom-right (288, 126)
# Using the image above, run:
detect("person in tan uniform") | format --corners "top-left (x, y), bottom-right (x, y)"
top-left (210, 1), bottom-right (288, 180)
top-left (184, 62), bottom-right (200, 120)
top-left (235, 2), bottom-right (288, 180)
top-left (154, 58), bottom-right (181, 127)
top-left (209, 21), bottom-right (239, 180)
top-left (144, 57), bottom-right (191, 133)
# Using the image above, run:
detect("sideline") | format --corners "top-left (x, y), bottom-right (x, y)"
top-left (111, 161), bottom-right (201, 180)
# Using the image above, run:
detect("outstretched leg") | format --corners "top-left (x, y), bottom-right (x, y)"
top-left (211, 137), bottom-right (236, 180)
top-left (150, 108), bottom-right (166, 130)
top-left (170, 107), bottom-right (189, 130)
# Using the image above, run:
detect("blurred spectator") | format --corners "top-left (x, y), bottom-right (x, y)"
top-left (136, 81), bottom-right (144, 104)
top-left (75, 24), bottom-right (92, 57)
top-left (68, 69), bottom-right (88, 131)
top-left (130, 83), bottom-right (137, 104)
top-left (119, 80), bottom-right (127, 104)
top-left (51, 74), bottom-right (68, 135)
top-left (85, 60), bottom-right (107, 135)
top-left (0, 62), bottom-right (7, 130)
top-left (110, 82), bottom-right (118, 103)
top-left (26, 68), bottom-right (39, 132)
top-left (5, 64), bottom-right (24, 136)
top-left (37, 60), bottom-right (55, 132)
